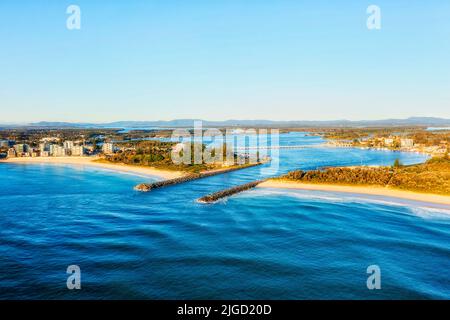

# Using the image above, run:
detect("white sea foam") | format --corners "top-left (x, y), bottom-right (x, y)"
top-left (247, 188), bottom-right (396, 205)
top-left (248, 188), bottom-right (450, 217)
top-left (409, 206), bottom-right (450, 220)
top-left (250, 188), bottom-right (450, 221)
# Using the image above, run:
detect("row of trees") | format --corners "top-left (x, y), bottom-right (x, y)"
top-left (104, 141), bottom-right (174, 166)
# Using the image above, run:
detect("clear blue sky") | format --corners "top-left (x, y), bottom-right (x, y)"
top-left (1, 0), bottom-right (449, 122)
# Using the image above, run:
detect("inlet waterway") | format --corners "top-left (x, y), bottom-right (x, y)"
top-left (1, 133), bottom-right (449, 299)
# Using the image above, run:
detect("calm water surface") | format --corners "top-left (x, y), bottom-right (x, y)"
top-left (1, 133), bottom-right (449, 299)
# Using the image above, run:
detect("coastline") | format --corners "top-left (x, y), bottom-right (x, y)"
top-left (321, 142), bottom-right (433, 157)
top-left (258, 180), bottom-right (450, 206)
top-left (1, 157), bottom-right (184, 180)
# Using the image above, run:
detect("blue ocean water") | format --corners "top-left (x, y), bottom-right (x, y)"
top-left (0, 133), bottom-right (449, 299)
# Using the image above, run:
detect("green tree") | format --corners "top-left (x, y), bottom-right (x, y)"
top-left (393, 158), bottom-right (402, 168)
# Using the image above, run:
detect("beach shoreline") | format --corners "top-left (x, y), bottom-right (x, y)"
top-left (258, 180), bottom-right (450, 206)
top-left (1, 156), bottom-right (184, 180)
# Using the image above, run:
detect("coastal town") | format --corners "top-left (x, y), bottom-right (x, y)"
top-left (0, 128), bottom-right (265, 174)
top-left (0, 128), bottom-right (118, 160)
top-left (323, 130), bottom-right (449, 156)
top-left (0, 138), bottom-right (114, 159)
top-left (1, 127), bottom-right (449, 160)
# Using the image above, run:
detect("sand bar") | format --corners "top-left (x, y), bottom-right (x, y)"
top-left (1, 156), bottom-right (184, 180)
top-left (258, 180), bottom-right (450, 206)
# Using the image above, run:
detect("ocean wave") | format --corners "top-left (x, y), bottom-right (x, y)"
top-left (409, 206), bottom-right (450, 220)
top-left (246, 188), bottom-right (399, 205)
top-left (247, 188), bottom-right (450, 216)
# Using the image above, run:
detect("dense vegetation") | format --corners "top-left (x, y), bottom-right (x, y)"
top-left (100, 140), bottom-right (199, 172)
top-left (279, 156), bottom-right (450, 195)
top-left (107, 129), bottom-right (174, 142)
top-left (101, 140), bottom-right (255, 173)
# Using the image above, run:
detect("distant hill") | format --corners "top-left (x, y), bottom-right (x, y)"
top-left (13, 117), bottom-right (450, 129)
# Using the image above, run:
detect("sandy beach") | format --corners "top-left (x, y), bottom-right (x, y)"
top-left (258, 180), bottom-right (450, 206)
top-left (1, 157), bottom-right (184, 180)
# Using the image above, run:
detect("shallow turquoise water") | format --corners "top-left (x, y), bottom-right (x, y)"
top-left (0, 133), bottom-right (449, 299)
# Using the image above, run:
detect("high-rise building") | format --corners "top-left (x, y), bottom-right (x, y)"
top-left (102, 143), bottom-right (114, 154)
top-left (71, 145), bottom-right (85, 156)
top-left (40, 143), bottom-right (50, 152)
top-left (64, 141), bottom-right (74, 150)
top-left (14, 144), bottom-right (29, 154)
top-left (50, 145), bottom-right (66, 157)
top-left (49, 144), bottom-right (56, 155)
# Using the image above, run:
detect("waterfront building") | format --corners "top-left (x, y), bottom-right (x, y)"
top-left (51, 145), bottom-right (66, 157)
top-left (102, 143), bottom-right (114, 154)
top-left (7, 148), bottom-right (16, 158)
top-left (400, 139), bottom-right (414, 148)
top-left (71, 145), bottom-right (85, 156)
top-left (49, 144), bottom-right (56, 155)
top-left (64, 141), bottom-right (75, 150)
top-left (13, 144), bottom-right (29, 155)
top-left (39, 143), bottom-right (50, 152)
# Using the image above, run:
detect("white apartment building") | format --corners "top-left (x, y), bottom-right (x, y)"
top-left (64, 141), bottom-right (75, 150)
top-left (50, 145), bottom-right (66, 157)
top-left (39, 143), bottom-right (50, 152)
top-left (102, 143), bottom-right (114, 154)
top-left (71, 145), bottom-right (85, 156)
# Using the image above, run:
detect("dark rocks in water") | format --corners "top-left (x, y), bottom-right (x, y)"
top-left (197, 180), bottom-right (266, 203)
top-left (134, 162), bottom-right (264, 192)
top-left (134, 183), bottom-right (152, 192)
top-left (134, 174), bottom-right (201, 192)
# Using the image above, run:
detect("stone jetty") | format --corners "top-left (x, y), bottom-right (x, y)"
top-left (197, 180), bottom-right (266, 203)
top-left (134, 162), bottom-right (265, 192)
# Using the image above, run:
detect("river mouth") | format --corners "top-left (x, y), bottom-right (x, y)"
top-left (1, 133), bottom-right (446, 300)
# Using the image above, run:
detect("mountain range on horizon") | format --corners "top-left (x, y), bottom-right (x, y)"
top-left (2, 117), bottom-right (450, 129)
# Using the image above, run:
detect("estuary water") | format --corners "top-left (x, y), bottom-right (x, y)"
top-left (0, 133), bottom-right (449, 299)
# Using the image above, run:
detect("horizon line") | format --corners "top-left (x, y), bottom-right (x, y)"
top-left (2, 115), bottom-right (450, 125)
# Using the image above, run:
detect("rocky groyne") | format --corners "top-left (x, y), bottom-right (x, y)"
top-left (134, 162), bottom-right (265, 192)
top-left (197, 180), bottom-right (266, 203)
